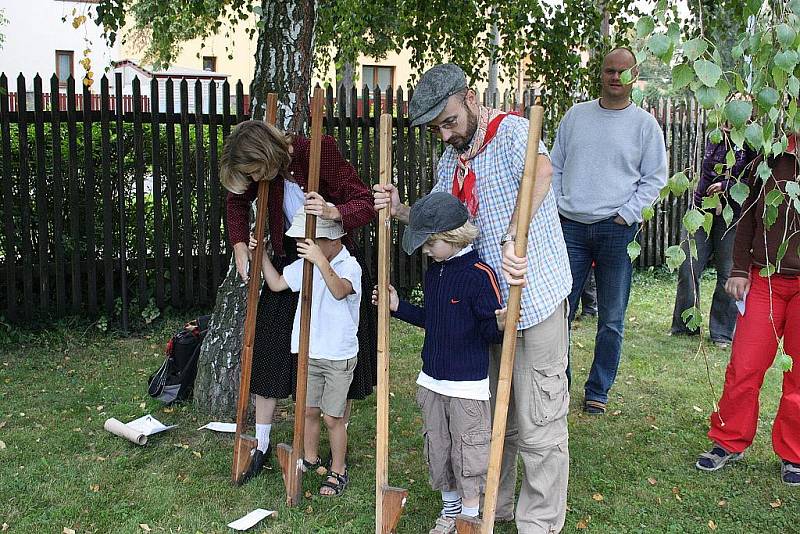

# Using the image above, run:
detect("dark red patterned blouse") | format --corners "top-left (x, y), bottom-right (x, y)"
top-left (226, 135), bottom-right (375, 256)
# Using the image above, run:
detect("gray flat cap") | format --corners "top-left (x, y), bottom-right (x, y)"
top-left (409, 63), bottom-right (467, 127)
top-left (402, 192), bottom-right (469, 254)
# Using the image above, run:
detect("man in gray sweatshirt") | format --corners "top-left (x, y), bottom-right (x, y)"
top-left (551, 47), bottom-right (667, 414)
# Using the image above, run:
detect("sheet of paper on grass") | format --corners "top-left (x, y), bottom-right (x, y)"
top-left (104, 415), bottom-right (176, 445)
top-left (198, 421), bottom-right (237, 433)
top-left (227, 509), bottom-right (276, 531)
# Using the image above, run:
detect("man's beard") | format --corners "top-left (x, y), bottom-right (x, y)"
top-left (450, 107), bottom-right (479, 153)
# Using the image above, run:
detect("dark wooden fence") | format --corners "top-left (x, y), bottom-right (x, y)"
top-left (7, 91), bottom-right (152, 113)
top-left (0, 71), bottom-right (704, 326)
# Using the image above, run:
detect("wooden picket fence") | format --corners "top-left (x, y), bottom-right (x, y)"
top-left (0, 71), bottom-right (703, 326)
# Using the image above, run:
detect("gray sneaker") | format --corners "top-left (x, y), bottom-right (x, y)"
top-left (696, 445), bottom-right (744, 471)
top-left (782, 461), bottom-right (800, 486)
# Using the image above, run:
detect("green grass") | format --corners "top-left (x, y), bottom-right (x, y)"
top-left (0, 270), bottom-right (795, 533)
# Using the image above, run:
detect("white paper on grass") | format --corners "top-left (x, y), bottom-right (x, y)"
top-left (227, 509), bottom-right (276, 531)
top-left (104, 415), bottom-right (176, 445)
top-left (197, 422), bottom-right (237, 433)
top-left (127, 415), bottom-right (177, 435)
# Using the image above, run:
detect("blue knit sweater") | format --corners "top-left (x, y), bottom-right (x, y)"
top-left (393, 248), bottom-right (504, 382)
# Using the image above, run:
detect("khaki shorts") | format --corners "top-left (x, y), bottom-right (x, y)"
top-left (416, 386), bottom-right (491, 501)
top-left (306, 356), bottom-right (357, 418)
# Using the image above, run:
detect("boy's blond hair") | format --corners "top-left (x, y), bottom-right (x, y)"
top-left (428, 220), bottom-right (479, 249)
top-left (220, 121), bottom-right (291, 194)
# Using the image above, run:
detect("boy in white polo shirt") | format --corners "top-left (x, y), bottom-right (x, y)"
top-left (257, 208), bottom-right (361, 497)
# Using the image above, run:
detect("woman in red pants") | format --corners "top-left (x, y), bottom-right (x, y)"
top-left (695, 136), bottom-right (800, 486)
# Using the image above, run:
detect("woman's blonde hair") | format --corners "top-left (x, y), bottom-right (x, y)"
top-left (220, 120), bottom-right (292, 194)
top-left (428, 220), bottom-right (479, 249)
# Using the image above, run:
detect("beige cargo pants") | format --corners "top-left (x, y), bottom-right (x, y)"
top-left (489, 299), bottom-right (570, 534)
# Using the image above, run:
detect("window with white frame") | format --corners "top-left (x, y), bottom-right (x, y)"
top-left (361, 65), bottom-right (394, 91)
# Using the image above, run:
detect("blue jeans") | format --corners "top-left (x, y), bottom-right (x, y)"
top-left (670, 215), bottom-right (737, 343)
top-left (561, 216), bottom-right (638, 405)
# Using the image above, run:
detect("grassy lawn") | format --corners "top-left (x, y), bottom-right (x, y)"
top-left (0, 269), bottom-right (795, 533)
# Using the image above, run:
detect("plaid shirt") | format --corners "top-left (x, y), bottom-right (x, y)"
top-left (432, 114), bottom-right (572, 329)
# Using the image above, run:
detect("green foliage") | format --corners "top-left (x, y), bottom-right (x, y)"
top-left (683, 38), bottom-right (708, 61)
top-left (665, 244), bottom-right (686, 271)
top-left (680, 305), bottom-right (702, 331)
top-left (635, 16), bottom-right (655, 38)
top-left (724, 99), bottom-right (752, 127)
top-left (777, 351), bottom-right (794, 372)
top-left (729, 181), bottom-right (750, 205)
top-left (668, 171), bottom-right (691, 196)
top-left (96, 1), bottom-right (237, 68)
top-left (648, 33), bottom-right (673, 60)
top-left (627, 240), bottom-right (641, 261)
top-left (682, 208), bottom-right (705, 234)
top-left (635, 0), bottom-right (800, 370)
top-left (94, 0), bottom-right (641, 134)
top-left (141, 297), bottom-right (161, 325)
top-left (671, 63), bottom-right (695, 89)
top-left (701, 193), bottom-right (720, 210)
top-left (314, 0), bottom-right (400, 76)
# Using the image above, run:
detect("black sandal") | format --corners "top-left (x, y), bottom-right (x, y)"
top-left (319, 468), bottom-right (348, 497)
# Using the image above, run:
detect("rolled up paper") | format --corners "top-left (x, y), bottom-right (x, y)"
top-left (104, 417), bottom-right (148, 445)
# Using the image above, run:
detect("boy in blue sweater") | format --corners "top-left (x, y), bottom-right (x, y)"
top-left (374, 192), bottom-right (506, 533)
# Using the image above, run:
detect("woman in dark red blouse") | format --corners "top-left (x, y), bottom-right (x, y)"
top-left (221, 120), bottom-right (377, 485)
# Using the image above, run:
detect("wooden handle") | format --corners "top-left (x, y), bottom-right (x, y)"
top-left (480, 105), bottom-right (544, 531)
top-left (283, 85), bottom-right (325, 506)
top-left (375, 113), bottom-right (394, 534)
top-left (231, 92), bottom-right (278, 485)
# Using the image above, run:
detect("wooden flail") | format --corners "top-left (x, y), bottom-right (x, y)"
top-left (375, 113), bottom-right (408, 534)
top-left (231, 93), bottom-right (279, 485)
top-left (276, 86), bottom-right (326, 506)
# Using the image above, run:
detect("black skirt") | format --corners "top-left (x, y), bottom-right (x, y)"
top-left (249, 237), bottom-right (377, 400)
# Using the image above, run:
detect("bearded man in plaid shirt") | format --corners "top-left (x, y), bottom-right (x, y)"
top-left (374, 63), bottom-right (572, 534)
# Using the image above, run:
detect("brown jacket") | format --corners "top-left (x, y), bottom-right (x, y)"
top-left (731, 151), bottom-right (800, 277)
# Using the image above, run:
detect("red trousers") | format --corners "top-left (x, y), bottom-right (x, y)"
top-left (708, 269), bottom-right (800, 463)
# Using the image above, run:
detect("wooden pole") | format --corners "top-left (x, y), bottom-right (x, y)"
top-left (231, 93), bottom-right (278, 485)
top-left (456, 105), bottom-right (545, 534)
top-left (276, 86), bottom-right (325, 506)
top-left (375, 113), bottom-right (408, 534)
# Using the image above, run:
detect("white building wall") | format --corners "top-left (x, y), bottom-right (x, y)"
top-left (0, 0), bottom-right (119, 89)
top-left (155, 78), bottom-right (226, 114)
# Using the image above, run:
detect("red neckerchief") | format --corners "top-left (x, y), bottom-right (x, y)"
top-left (452, 113), bottom-right (509, 217)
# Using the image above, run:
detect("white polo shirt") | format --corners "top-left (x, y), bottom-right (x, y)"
top-left (283, 247), bottom-right (361, 360)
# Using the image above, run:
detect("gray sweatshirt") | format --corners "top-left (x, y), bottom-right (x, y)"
top-left (550, 99), bottom-right (668, 224)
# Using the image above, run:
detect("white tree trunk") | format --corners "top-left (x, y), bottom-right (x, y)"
top-left (193, 0), bottom-right (317, 418)
top-left (487, 20), bottom-right (499, 107)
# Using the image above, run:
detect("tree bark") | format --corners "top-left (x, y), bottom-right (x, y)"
top-left (192, 261), bottom-right (249, 418)
top-left (194, 0), bottom-right (317, 419)
top-left (250, 0), bottom-right (317, 132)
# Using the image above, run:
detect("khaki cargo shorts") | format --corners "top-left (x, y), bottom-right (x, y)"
top-left (306, 356), bottom-right (357, 418)
top-left (416, 386), bottom-right (491, 500)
